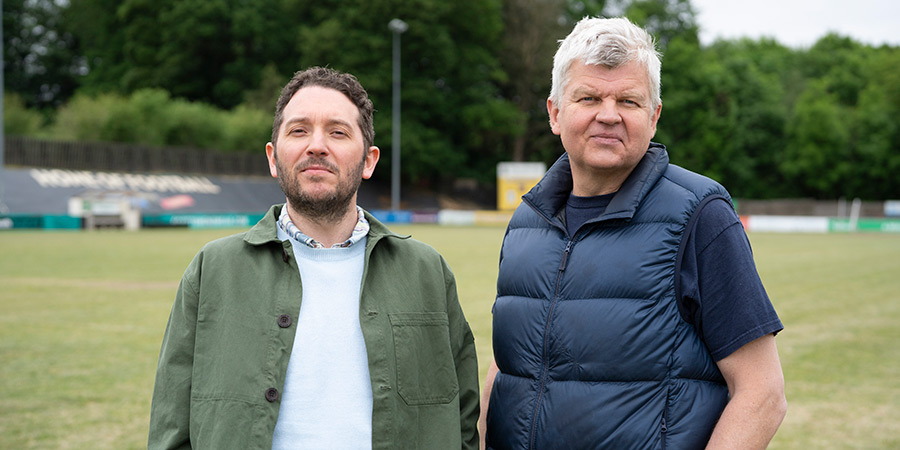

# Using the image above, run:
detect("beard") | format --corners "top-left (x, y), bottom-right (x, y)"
top-left (275, 154), bottom-right (366, 223)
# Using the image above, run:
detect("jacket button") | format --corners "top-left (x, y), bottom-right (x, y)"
top-left (277, 314), bottom-right (292, 328)
top-left (282, 250), bottom-right (290, 263)
top-left (265, 387), bottom-right (279, 402)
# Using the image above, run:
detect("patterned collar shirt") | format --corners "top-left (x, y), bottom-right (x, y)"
top-left (277, 205), bottom-right (370, 249)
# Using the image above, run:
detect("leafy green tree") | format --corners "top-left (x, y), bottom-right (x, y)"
top-left (708, 39), bottom-right (792, 198)
top-left (240, 63), bottom-right (288, 114)
top-left (495, 0), bottom-right (562, 162)
top-left (276, 0), bottom-right (521, 184)
top-left (9, 0), bottom-right (900, 199)
top-left (51, 92), bottom-right (126, 142)
top-left (3, 0), bottom-right (82, 108)
top-left (801, 34), bottom-right (868, 106)
top-left (654, 36), bottom-right (733, 181)
top-left (565, 0), bottom-right (607, 19)
top-left (66, 0), bottom-right (293, 108)
top-left (220, 105), bottom-right (273, 153)
top-left (852, 83), bottom-right (899, 198)
top-left (845, 45), bottom-right (900, 199)
top-left (623, 0), bottom-right (698, 50)
top-left (62, 0), bottom-right (520, 185)
top-left (50, 89), bottom-right (270, 152)
top-left (4, 93), bottom-right (45, 135)
top-left (155, 0), bottom-right (291, 108)
top-left (783, 79), bottom-right (851, 198)
top-left (781, 34), bottom-right (900, 199)
top-left (61, 0), bottom-right (129, 95)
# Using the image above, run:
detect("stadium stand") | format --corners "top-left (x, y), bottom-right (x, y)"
top-left (0, 166), bottom-right (391, 229)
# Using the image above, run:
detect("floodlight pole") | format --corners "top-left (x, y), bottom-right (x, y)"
top-left (388, 18), bottom-right (407, 211)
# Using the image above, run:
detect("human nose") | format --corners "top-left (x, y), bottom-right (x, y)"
top-left (306, 129), bottom-right (329, 155)
top-left (593, 99), bottom-right (622, 125)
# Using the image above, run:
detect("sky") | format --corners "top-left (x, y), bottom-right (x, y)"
top-left (690, 0), bottom-right (900, 48)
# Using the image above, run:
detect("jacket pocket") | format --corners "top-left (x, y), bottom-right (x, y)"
top-left (389, 312), bottom-right (460, 406)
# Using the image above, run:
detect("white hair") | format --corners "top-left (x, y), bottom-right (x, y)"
top-left (550, 17), bottom-right (662, 111)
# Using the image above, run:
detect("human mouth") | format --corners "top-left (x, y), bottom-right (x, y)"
top-left (302, 166), bottom-right (332, 175)
top-left (591, 133), bottom-right (622, 145)
top-left (297, 159), bottom-right (338, 176)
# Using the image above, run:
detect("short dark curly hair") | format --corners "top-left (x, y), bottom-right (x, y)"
top-left (270, 66), bottom-right (374, 150)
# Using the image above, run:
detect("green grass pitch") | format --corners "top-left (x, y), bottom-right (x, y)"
top-left (1, 226), bottom-right (898, 448)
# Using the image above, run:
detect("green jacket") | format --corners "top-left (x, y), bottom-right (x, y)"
top-left (149, 204), bottom-right (479, 449)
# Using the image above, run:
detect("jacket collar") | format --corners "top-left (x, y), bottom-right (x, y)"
top-left (522, 142), bottom-right (669, 223)
top-left (244, 204), bottom-right (283, 246)
top-left (243, 204), bottom-right (407, 247)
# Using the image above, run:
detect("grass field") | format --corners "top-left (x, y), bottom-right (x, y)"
top-left (1, 226), bottom-right (898, 448)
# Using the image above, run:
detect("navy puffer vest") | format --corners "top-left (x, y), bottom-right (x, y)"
top-left (487, 145), bottom-right (731, 449)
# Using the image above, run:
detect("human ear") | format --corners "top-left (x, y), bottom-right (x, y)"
top-left (362, 146), bottom-right (380, 179)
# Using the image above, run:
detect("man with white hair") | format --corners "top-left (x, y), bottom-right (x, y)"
top-left (480, 17), bottom-right (786, 449)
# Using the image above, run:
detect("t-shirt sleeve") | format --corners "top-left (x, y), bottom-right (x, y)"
top-left (677, 197), bottom-right (784, 361)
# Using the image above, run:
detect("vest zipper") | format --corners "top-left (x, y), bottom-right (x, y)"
top-left (527, 239), bottom-right (572, 450)
top-left (660, 416), bottom-right (668, 450)
top-left (660, 383), bottom-right (671, 449)
top-left (558, 240), bottom-right (571, 271)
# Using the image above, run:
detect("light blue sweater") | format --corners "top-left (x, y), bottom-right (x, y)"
top-left (271, 227), bottom-right (372, 449)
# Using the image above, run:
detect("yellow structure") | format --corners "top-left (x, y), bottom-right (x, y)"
top-left (497, 162), bottom-right (546, 211)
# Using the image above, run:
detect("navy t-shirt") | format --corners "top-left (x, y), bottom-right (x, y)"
top-left (566, 193), bottom-right (783, 361)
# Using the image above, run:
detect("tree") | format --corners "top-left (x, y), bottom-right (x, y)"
top-left (659, 33), bottom-right (807, 197)
top-left (9, 0), bottom-right (899, 199)
top-left (852, 83), bottom-right (900, 198)
top-left (844, 45), bottom-right (900, 199)
top-left (781, 34), bottom-right (900, 199)
top-left (622, 0), bottom-right (698, 50)
top-left (654, 36), bottom-right (735, 183)
top-left (495, 0), bottom-right (622, 165)
top-left (497, 0), bottom-right (566, 162)
top-left (782, 79), bottom-right (851, 198)
top-left (58, 0), bottom-right (521, 186)
top-left (4, 93), bottom-right (44, 135)
top-left (281, 0), bottom-right (521, 184)
top-left (3, 0), bottom-right (82, 109)
top-left (66, 0), bottom-right (294, 108)
top-left (62, 0), bottom-right (129, 95)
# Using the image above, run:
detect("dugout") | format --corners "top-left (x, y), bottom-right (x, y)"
top-left (68, 191), bottom-right (143, 230)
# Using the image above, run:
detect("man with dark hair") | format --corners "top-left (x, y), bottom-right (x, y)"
top-left (480, 18), bottom-right (786, 449)
top-left (149, 66), bottom-right (479, 449)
